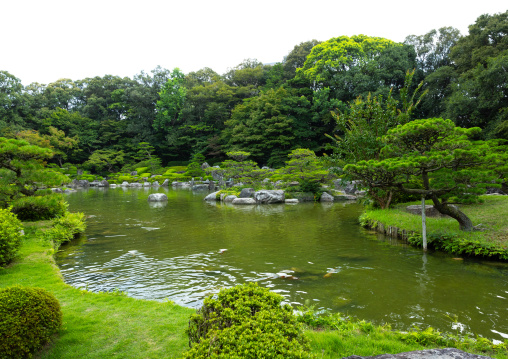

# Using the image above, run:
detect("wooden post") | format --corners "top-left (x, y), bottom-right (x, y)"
top-left (421, 195), bottom-right (427, 251)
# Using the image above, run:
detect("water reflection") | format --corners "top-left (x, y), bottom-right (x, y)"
top-left (57, 187), bottom-right (508, 341)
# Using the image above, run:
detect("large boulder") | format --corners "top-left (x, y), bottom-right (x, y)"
top-left (161, 179), bottom-right (170, 187)
top-left (223, 195), bottom-right (237, 203)
top-left (320, 192), bottom-right (334, 202)
top-left (343, 348), bottom-right (492, 359)
top-left (192, 184), bottom-right (209, 191)
top-left (239, 188), bottom-right (255, 198)
top-left (99, 180), bottom-right (109, 187)
top-left (147, 193), bottom-right (167, 202)
top-left (204, 191), bottom-right (220, 201)
top-left (254, 190), bottom-right (285, 204)
top-left (232, 198), bottom-right (256, 205)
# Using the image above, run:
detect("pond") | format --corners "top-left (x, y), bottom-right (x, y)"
top-left (56, 187), bottom-right (508, 342)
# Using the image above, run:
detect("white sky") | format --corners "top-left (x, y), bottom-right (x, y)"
top-left (2, 0), bottom-right (507, 86)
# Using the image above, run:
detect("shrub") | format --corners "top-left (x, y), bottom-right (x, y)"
top-left (11, 194), bottom-right (67, 221)
top-left (45, 212), bottom-right (87, 247)
top-left (0, 207), bottom-right (23, 266)
top-left (135, 166), bottom-right (149, 174)
top-left (184, 283), bottom-right (312, 358)
top-left (0, 286), bottom-right (62, 359)
top-left (139, 173), bottom-right (151, 178)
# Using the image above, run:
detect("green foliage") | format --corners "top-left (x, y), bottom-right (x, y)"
top-left (184, 162), bottom-right (205, 178)
top-left (49, 212), bottom-right (87, 246)
top-left (0, 285), bottom-right (62, 359)
top-left (11, 194), bottom-right (67, 221)
top-left (345, 118), bottom-right (502, 230)
top-left (184, 283), bottom-right (312, 359)
top-left (84, 149), bottom-right (125, 174)
top-left (275, 149), bottom-right (331, 190)
top-left (0, 207), bottom-right (22, 266)
top-left (0, 137), bottom-right (68, 206)
top-left (135, 167), bottom-right (149, 174)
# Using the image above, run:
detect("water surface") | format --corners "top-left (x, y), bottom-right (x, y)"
top-left (57, 187), bottom-right (508, 341)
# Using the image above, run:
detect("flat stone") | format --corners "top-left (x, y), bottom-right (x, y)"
top-left (254, 190), bottom-right (285, 204)
top-left (406, 205), bottom-right (455, 218)
top-left (342, 348), bottom-right (493, 359)
top-left (285, 199), bottom-right (299, 204)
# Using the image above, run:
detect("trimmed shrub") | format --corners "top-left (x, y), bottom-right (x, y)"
top-left (185, 283), bottom-right (312, 358)
top-left (135, 167), bottom-right (149, 174)
top-left (0, 286), bottom-right (62, 359)
top-left (44, 212), bottom-right (87, 247)
top-left (11, 194), bottom-right (67, 221)
top-left (0, 207), bottom-right (23, 266)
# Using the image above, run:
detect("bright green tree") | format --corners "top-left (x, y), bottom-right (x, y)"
top-left (276, 149), bottom-right (330, 191)
top-left (344, 118), bottom-right (501, 231)
top-left (0, 138), bottom-right (68, 206)
top-left (83, 149), bottom-right (125, 174)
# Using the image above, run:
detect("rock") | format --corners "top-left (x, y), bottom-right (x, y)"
top-left (342, 348), bottom-right (493, 359)
top-left (406, 205), bottom-right (456, 218)
top-left (121, 181), bottom-right (129, 186)
top-left (320, 192), bottom-right (334, 202)
top-left (239, 188), bottom-right (255, 198)
top-left (152, 181), bottom-right (160, 187)
top-left (223, 195), bottom-right (237, 203)
top-left (110, 184), bottom-right (117, 188)
top-left (77, 169), bottom-right (83, 175)
top-left (131, 171), bottom-right (138, 176)
top-left (334, 194), bottom-right (357, 201)
top-left (89, 180), bottom-right (101, 187)
top-left (344, 181), bottom-right (360, 194)
top-left (201, 162), bottom-right (210, 170)
top-left (52, 188), bottom-right (63, 193)
top-left (63, 189), bottom-right (72, 193)
top-left (161, 179), bottom-right (170, 187)
top-left (147, 193), bottom-right (167, 202)
top-left (100, 180), bottom-right (109, 187)
top-left (143, 182), bottom-right (151, 187)
top-left (208, 181), bottom-right (216, 191)
top-left (204, 191), bottom-right (220, 201)
top-left (287, 181), bottom-right (300, 187)
top-left (192, 184), bottom-right (209, 191)
top-left (285, 199), bottom-right (299, 204)
top-left (232, 198), bottom-right (256, 205)
top-left (254, 190), bottom-right (285, 204)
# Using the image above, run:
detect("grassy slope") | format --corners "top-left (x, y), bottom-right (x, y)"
top-left (1, 219), bottom-right (507, 358)
top-left (362, 196), bottom-right (508, 248)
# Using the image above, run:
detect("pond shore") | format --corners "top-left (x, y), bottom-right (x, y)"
top-left (360, 196), bottom-right (508, 261)
top-left (2, 219), bottom-right (507, 358)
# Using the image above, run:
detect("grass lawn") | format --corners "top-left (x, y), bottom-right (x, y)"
top-left (1, 218), bottom-right (507, 358)
top-left (360, 196), bottom-right (508, 258)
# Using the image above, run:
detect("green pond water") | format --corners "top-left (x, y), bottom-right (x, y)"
top-left (56, 187), bottom-right (508, 342)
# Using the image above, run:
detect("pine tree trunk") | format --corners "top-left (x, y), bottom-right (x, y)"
top-left (430, 195), bottom-right (474, 231)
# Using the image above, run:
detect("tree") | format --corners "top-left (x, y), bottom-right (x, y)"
top-left (298, 35), bottom-right (416, 101)
top-left (282, 40), bottom-right (321, 79)
top-left (344, 119), bottom-right (501, 231)
top-left (83, 149), bottom-right (125, 174)
top-left (0, 138), bottom-right (68, 205)
top-left (275, 149), bottom-right (330, 189)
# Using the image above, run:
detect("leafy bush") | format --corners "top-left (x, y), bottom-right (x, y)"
top-left (11, 194), bottom-right (67, 221)
top-left (0, 285), bottom-right (62, 359)
top-left (44, 212), bottom-right (87, 247)
top-left (184, 283), bottom-right (312, 358)
top-left (0, 207), bottom-right (23, 266)
top-left (135, 166), bottom-right (149, 174)
top-left (139, 173), bottom-right (151, 178)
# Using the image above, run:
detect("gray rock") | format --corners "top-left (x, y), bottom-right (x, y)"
top-left (77, 169), bottom-right (83, 175)
top-left (285, 199), bottom-right (299, 204)
top-left (406, 205), bottom-right (456, 218)
top-left (143, 182), bottom-right (151, 187)
top-left (320, 192), bottom-right (334, 202)
top-left (192, 184), bottom-right (209, 191)
top-left (52, 188), bottom-right (63, 193)
top-left (152, 181), bottom-right (160, 187)
top-left (224, 195), bottom-right (237, 203)
top-left (254, 190), bottom-right (285, 204)
top-left (201, 162), bottom-right (210, 170)
top-left (89, 180), bottom-right (101, 187)
top-left (131, 171), bottom-right (137, 176)
top-left (239, 188), bottom-right (255, 198)
top-left (110, 184), bottom-right (117, 188)
top-left (342, 348), bottom-right (493, 359)
top-left (344, 181), bottom-right (360, 194)
top-left (334, 194), bottom-right (357, 201)
top-left (232, 198), bottom-right (256, 205)
top-left (100, 180), bottom-right (109, 187)
top-left (147, 193), bottom-right (167, 202)
top-left (204, 191), bottom-right (220, 201)
top-left (121, 181), bottom-right (129, 186)
top-left (63, 189), bottom-right (72, 193)
top-left (161, 179), bottom-right (170, 187)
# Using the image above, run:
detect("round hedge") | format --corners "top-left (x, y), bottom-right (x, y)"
top-left (0, 207), bottom-right (23, 266)
top-left (0, 286), bottom-right (62, 359)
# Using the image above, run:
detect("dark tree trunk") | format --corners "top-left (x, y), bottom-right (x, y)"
top-left (430, 194), bottom-right (474, 231)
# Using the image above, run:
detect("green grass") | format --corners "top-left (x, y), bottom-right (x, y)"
top-left (360, 196), bottom-right (508, 259)
top-left (2, 219), bottom-right (508, 358)
top-left (1, 225), bottom-right (194, 359)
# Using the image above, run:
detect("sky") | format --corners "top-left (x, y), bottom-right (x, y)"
top-left (2, 0), bottom-right (507, 86)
